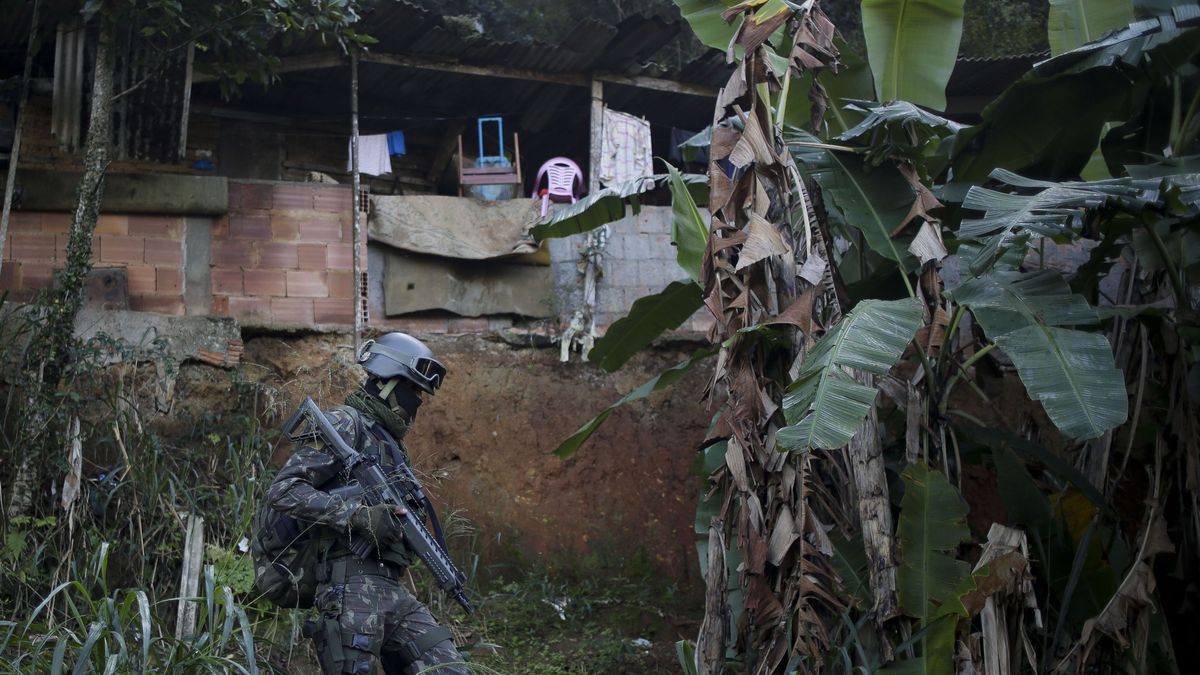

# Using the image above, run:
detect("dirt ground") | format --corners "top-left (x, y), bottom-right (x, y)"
top-left (172, 331), bottom-right (714, 588)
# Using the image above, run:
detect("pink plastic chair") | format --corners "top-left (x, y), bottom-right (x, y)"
top-left (532, 157), bottom-right (584, 216)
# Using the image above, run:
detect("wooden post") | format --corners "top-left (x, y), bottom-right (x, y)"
top-left (350, 50), bottom-right (362, 350)
top-left (588, 79), bottom-right (603, 193)
top-left (175, 514), bottom-right (204, 640)
top-left (0, 0), bottom-right (41, 278)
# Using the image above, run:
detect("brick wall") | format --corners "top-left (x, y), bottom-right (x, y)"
top-left (1, 212), bottom-right (186, 313)
top-left (211, 181), bottom-right (364, 329)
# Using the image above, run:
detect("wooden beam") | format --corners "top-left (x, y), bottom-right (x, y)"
top-left (192, 52), bottom-right (345, 83)
top-left (594, 72), bottom-right (717, 98)
top-left (589, 79), bottom-right (603, 193)
top-left (192, 50), bottom-right (718, 98)
top-left (361, 52), bottom-right (588, 87)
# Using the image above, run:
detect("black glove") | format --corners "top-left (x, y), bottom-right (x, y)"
top-left (349, 504), bottom-right (406, 549)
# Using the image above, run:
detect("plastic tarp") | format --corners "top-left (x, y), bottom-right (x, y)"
top-left (368, 195), bottom-right (540, 260)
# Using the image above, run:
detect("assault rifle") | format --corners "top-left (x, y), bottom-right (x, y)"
top-left (284, 397), bottom-right (473, 613)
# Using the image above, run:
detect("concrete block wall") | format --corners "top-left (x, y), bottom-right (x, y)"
top-left (211, 181), bottom-right (365, 329)
top-left (1, 212), bottom-right (187, 314)
top-left (548, 205), bottom-right (714, 334)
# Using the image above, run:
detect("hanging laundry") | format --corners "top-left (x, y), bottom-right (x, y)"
top-left (386, 131), bottom-right (406, 156)
top-left (348, 134), bottom-right (392, 176)
top-left (598, 109), bottom-right (653, 187)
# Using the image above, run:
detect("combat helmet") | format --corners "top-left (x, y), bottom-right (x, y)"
top-left (357, 332), bottom-right (447, 395)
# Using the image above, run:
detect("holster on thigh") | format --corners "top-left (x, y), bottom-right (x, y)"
top-left (381, 625), bottom-right (455, 674)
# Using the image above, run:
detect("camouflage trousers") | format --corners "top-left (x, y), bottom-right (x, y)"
top-left (310, 572), bottom-right (469, 674)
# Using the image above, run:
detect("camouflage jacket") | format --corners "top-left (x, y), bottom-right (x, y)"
top-left (266, 406), bottom-right (420, 568)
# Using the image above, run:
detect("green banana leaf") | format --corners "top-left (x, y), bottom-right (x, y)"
top-left (947, 270), bottom-right (1128, 440)
top-left (883, 462), bottom-right (975, 675)
top-left (778, 298), bottom-right (923, 450)
top-left (860, 0), bottom-right (966, 111)
top-left (956, 169), bottom-right (1140, 274)
top-left (836, 100), bottom-right (963, 175)
top-left (530, 174), bottom-right (708, 241)
top-left (674, 0), bottom-right (739, 51)
top-left (950, 11), bottom-right (1200, 183)
top-left (552, 348), bottom-right (717, 458)
top-left (587, 281), bottom-right (705, 372)
top-left (667, 165), bottom-right (710, 282)
top-left (1048, 0), bottom-right (1135, 56)
top-left (787, 128), bottom-right (917, 267)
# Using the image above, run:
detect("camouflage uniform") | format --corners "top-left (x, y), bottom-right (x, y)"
top-left (267, 406), bottom-right (468, 675)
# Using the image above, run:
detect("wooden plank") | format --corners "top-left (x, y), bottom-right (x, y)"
top-left (194, 50), bottom-right (719, 98)
top-left (362, 52), bottom-right (588, 87)
top-left (460, 173), bottom-right (520, 186)
top-left (589, 79), bottom-right (603, 193)
top-left (595, 71), bottom-right (718, 98)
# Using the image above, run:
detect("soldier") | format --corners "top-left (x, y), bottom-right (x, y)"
top-left (266, 332), bottom-right (470, 675)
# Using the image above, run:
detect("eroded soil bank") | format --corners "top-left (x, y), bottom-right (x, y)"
top-left (171, 331), bottom-right (714, 587)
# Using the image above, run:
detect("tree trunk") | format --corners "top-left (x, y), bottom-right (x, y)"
top-left (39, 18), bottom-right (115, 387)
top-left (8, 19), bottom-right (115, 518)
top-left (0, 0), bottom-right (41, 277)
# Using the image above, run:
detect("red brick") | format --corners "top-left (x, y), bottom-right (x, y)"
top-left (297, 218), bottom-right (343, 243)
top-left (58, 235), bottom-right (101, 261)
top-left (99, 235), bottom-right (145, 264)
top-left (396, 316), bottom-right (449, 334)
top-left (244, 269), bottom-right (287, 296)
top-left (273, 184), bottom-right (314, 210)
top-left (212, 216), bottom-right (230, 239)
top-left (313, 187), bottom-right (352, 213)
top-left (326, 243), bottom-right (354, 270)
top-left (212, 239), bottom-right (254, 267)
top-left (227, 182), bottom-right (243, 210)
top-left (229, 214), bottom-right (271, 240)
top-left (327, 270), bottom-right (354, 299)
top-left (211, 295), bottom-right (230, 316)
top-left (11, 232), bottom-right (58, 261)
top-left (228, 296), bottom-right (271, 322)
top-left (314, 298), bottom-right (355, 324)
top-left (257, 242), bottom-right (298, 269)
top-left (270, 215), bottom-right (300, 241)
top-left (40, 213), bottom-right (72, 233)
top-left (211, 268), bottom-right (243, 295)
top-left (96, 215), bottom-right (129, 235)
top-left (448, 317), bottom-right (489, 333)
top-left (129, 295), bottom-right (184, 315)
top-left (0, 262), bottom-right (19, 290)
top-left (21, 263), bottom-right (56, 289)
top-left (126, 265), bottom-right (157, 294)
top-left (156, 267), bottom-right (182, 294)
top-left (128, 216), bottom-right (182, 238)
top-left (8, 212), bottom-right (42, 232)
top-left (235, 183), bottom-right (273, 210)
top-left (286, 270), bottom-right (327, 297)
top-left (145, 238), bottom-right (183, 265)
top-left (298, 244), bottom-right (326, 269)
top-left (271, 297), bottom-right (314, 326)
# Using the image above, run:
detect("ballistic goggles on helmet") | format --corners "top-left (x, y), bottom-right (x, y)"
top-left (358, 339), bottom-right (447, 391)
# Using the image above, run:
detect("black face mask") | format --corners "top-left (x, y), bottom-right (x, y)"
top-left (365, 377), bottom-right (422, 417)
top-left (389, 381), bottom-right (423, 418)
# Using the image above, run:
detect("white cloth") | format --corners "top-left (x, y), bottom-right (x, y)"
top-left (598, 109), bottom-right (653, 186)
top-left (349, 134), bottom-right (392, 176)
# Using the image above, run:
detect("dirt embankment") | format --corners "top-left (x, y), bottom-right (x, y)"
top-left (172, 332), bottom-right (714, 585)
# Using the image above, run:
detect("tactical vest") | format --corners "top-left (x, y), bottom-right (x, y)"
top-left (325, 406), bottom-right (423, 571)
